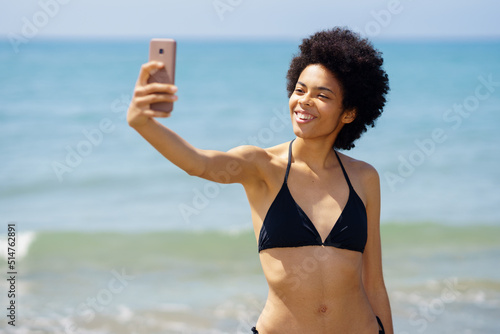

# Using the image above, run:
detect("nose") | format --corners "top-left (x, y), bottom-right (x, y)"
top-left (298, 94), bottom-right (312, 107)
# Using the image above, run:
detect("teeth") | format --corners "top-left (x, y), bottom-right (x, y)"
top-left (296, 112), bottom-right (314, 120)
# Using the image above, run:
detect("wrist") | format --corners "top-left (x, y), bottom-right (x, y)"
top-left (128, 116), bottom-right (154, 130)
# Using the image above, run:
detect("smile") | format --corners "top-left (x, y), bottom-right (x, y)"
top-left (294, 111), bottom-right (316, 123)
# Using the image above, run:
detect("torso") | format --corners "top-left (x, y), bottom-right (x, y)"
top-left (258, 247), bottom-right (377, 333)
top-left (243, 141), bottom-right (379, 334)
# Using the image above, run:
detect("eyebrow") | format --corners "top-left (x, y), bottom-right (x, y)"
top-left (297, 81), bottom-right (336, 95)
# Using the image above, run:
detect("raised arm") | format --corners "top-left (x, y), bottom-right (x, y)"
top-left (127, 61), bottom-right (263, 185)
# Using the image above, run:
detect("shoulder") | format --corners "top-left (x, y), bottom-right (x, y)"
top-left (336, 152), bottom-right (380, 203)
top-left (336, 152), bottom-right (379, 182)
top-left (229, 141), bottom-right (290, 161)
top-left (227, 141), bottom-right (292, 184)
top-left (227, 141), bottom-right (290, 165)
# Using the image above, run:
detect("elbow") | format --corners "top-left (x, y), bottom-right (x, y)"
top-left (184, 156), bottom-right (207, 178)
top-left (185, 167), bottom-right (202, 177)
top-left (174, 147), bottom-right (207, 177)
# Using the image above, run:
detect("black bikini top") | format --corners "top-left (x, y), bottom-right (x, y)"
top-left (258, 139), bottom-right (367, 253)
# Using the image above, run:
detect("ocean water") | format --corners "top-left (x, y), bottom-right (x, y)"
top-left (0, 38), bottom-right (499, 333)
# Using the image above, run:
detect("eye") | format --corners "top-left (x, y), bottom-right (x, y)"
top-left (318, 94), bottom-right (329, 99)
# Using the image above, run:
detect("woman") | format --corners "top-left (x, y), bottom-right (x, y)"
top-left (127, 27), bottom-right (393, 334)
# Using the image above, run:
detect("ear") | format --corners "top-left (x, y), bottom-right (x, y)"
top-left (342, 109), bottom-right (356, 124)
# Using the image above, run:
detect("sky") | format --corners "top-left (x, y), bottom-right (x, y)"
top-left (1, 0), bottom-right (500, 41)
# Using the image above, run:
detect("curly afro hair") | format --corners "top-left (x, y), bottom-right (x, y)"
top-left (286, 27), bottom-right (389, 150)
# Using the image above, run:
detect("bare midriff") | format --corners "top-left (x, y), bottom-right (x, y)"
top-left (256, 246), bottom-right (379, 334)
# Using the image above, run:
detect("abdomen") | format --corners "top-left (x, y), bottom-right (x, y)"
top-left (257, 246), bottom-right (378, 333)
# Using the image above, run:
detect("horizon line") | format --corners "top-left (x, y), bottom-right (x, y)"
top-left (2, 33), bottom-right (500, 44)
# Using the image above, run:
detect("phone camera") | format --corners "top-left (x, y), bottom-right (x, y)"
top-left (159, 48), bottom-right (164, 54)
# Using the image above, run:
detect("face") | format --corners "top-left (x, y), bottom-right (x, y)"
top-left (289, 64), bottom-right (355, 141)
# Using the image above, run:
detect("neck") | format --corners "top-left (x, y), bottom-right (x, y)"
top-left (292, 136), bottom-right (338, 170)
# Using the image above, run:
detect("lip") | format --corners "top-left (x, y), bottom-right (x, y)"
top-left (294, 110), bottom-right (317, 123)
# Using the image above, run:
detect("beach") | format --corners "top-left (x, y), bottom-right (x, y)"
top-left (1, 38), bottom-right (499, 333)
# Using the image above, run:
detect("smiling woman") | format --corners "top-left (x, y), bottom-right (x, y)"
top-left (286, 28), bottom-right (390, 150)
top-left (289, 64), bottom-right (355, 142)
top-left (127, 27), bottom-right (392, 334)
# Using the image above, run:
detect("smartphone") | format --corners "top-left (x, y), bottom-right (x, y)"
top-left (148, 38), bottom-right (177, 113)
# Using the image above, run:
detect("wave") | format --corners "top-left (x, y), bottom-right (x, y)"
top-left (1, 223), bottom-right (498, 333)
top-left (1, 222), bottom-right (498, 267)
top-left (0, 230), bottom-right (37, 261)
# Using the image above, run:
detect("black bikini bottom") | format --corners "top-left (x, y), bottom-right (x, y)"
top-left (251, 316), bottom-right (385, 333)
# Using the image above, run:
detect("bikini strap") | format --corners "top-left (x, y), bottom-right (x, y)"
top-left (284, 139), bottom-right (295, 183)
top-left (376, 316), bottom-right (385, 333)
top-left (334, 150), bottom-right (353, 189)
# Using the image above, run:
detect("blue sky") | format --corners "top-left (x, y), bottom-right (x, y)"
top-left (2, 0), bottom-right (500, 41)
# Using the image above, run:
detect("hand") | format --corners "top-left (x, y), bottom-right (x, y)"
top-left (127, 61), bottom-right (178, 128)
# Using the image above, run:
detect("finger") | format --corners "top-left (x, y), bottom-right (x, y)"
top-left (137, 61), bottom-right (165, 87)
top-left (134, 93), bottom-right (178, 107)
top-left (143, 110), bottom-right (172, 118)
top-left (135, 83), bottom-right (178, 97)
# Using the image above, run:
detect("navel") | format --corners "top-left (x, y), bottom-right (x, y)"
top-left (318, 304), bottom-right (328, 314)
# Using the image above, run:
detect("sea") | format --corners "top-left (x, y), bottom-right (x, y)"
top-left (0, 37), bottom-right (499, 333)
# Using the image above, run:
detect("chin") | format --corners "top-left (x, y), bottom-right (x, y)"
top-left (292, 126), bottom-right (312, 139)
top-left (292, 125), bottom-right (340, 145)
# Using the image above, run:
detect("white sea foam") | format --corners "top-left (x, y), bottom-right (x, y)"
top-left (116, 304), bottom-right (134, 323)
top-left (0, 230), bottom-right (36, 261)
